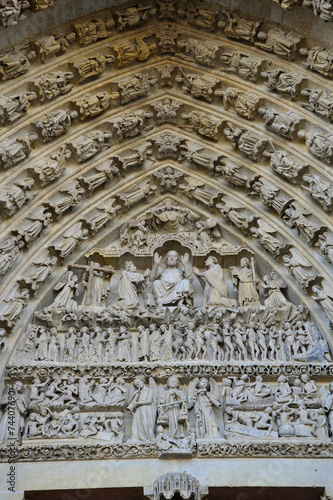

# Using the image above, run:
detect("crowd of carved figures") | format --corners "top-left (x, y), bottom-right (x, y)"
top-left (0, 374), bottom-right (333, 451)
top-left (15, 316), bottom-right (332, 364)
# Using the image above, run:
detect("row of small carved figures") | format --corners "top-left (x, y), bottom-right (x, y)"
top-left (20, 372), bottom-right (328, 409)
top-left (20, 403), bottom-right (331, 442)
top-left (3, 35), bottom-right (333, 128)
top-left (2, 0), bottom-right (333, 31)
top-left (1, 58), bottom-right (333, 164)
top-left (3, 374), bottom-right (332, 443)
top-left (17, 321), bottom-right (329, 364)
top-left (0, 2), bottom-right (332, 76)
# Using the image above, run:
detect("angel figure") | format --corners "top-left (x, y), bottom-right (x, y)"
top-left (188, 377), bottom-right (222, 439)
top-left (283, 249), bottom-right (320, 290)
top-left (0, 382), bottom-right (30, 445)
top-left (250, 219), bottom-right (290, 258)
top-left (48, 224), bottom-right (89, 262)
top-left (15, 207), bottom-right (53, 245)
top-left (81, 198), bottom-right (121, 236)
top-left (261, 272), bottom-right (291, 308)
top-left (52, 271), bottom-right (79, 309)
top-left (120, 218), bottom-right (149, 249)
top-left (216, 198), bottom-right (256, 234)
top-left (0, 287), bottom-right (29, 330)
top-left (127, 376), bottom-right (157, 442)
top-left (312, 283), bottom-right (333, 327)
top-left (179, 177), bottom-right (221, 211)
top-left (283, 201), bottom-right (327, 244)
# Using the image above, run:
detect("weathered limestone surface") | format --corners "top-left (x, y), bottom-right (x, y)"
top-left (0, 0), bottom-right (332, 496)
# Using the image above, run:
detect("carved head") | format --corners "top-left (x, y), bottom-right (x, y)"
top-left (240, 257), bottom-right (250, 268)
top-left (198, 378), bottom-right (208, 389)
top-left (13, 381), bottom-right (24, 393)
top-left (167, 376), bottom-right (180, 389)
top-left (133, 376), bottom-right (145, 389)
top-left (165, 250), bottom-right (180, 268)
top-left (205, 256), bottom-right (218, 267)
top-left (124, 261), bottom-right (136, 272)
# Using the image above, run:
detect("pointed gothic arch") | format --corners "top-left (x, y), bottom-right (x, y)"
top-left (0, 1), bottom-right (333, 498)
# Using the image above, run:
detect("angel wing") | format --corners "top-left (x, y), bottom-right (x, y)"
top-left (26, 205), bottom-right (49, 221)
top-left (96, 197), bottom-right (118, 212)
top-left (53, 270), bottom-right (74, 292)
top-left (149, 378), bottom-right (157, 406)
top-left (59, 180), bottom-right (82, 195)
top-left (257, 218), bottom-right (277, 234)
top-left (220, 195), bottom-right (244, 210)
top-left (4, 283), bottom-right (20, 302)
top-left (183, 176), bottom-right (205, 189)
top-left (188, 377), bottom-right (199, 408)
top-left (287, 247), bottom-right (313, 268)
top-left (289, 201), bottom-right (312, 217)
top-left (209, 378), bottom-right (220, 403)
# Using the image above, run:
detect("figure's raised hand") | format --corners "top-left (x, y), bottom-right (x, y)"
top-left (154, 252), bottom-right (162, 265)
top-left (181, 252), bottom-right (189, 265)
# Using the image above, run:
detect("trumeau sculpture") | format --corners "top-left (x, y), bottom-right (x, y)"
top-left (1, 0), bottom-right (333, 470)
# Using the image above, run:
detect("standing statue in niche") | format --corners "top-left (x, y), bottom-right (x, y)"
top-left (127, 377), bottom-right (157, 442)
top-left (231, 258), bottom-right (260, 307)
top-left (193, 256), bottom-right (235, 307)
top-left (150, 251), bottom-right (193, 306)
top-left (116, 261), bottom-right (150, 309)
top-left (158, 376), bottom-right (189, 441)
top-left (188, 377), bottom-right (222, 440)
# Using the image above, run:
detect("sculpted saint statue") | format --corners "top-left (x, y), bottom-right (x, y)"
top-left (188, 377), bottom-right (221, 439)
top-left (0, 382), bottom-right (30, 445)
top-left (150, 251), bottom-right (193, 306)
top-left (231, 257), bottom-right (260, 307)
top-left (193, 256), bottom-right (235, 307)
top-left (127, 377), bottom-right (157, 442)
top-left (116, 261), bottom-right (150, 309)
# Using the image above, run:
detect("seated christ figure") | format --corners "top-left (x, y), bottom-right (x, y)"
top-left (150, 250), bottom-right (193, 306)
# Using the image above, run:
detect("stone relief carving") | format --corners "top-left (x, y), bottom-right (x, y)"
top-left (29, 146), bottom-right (71, 186)
top-left (32, 32), bottom-right (76, 62)
top-left (0, 133), bottom-right (38, 169)
top-left (0, 1), bottom-right (332, 466)
top-left (33, 71), bottom-right (74, 101)
top-left (0, 177), bottom-right (35, 218)
top-left (73, 54), bottom-right (114, 83)
top-left (72, 17), bottom-right (115, 46)
top-left (0, 91), bottom-right (37, 124)
top-left (34, 109), bottom-right (78, 142)
top-left (255, 28), bottom-right (304, 60)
